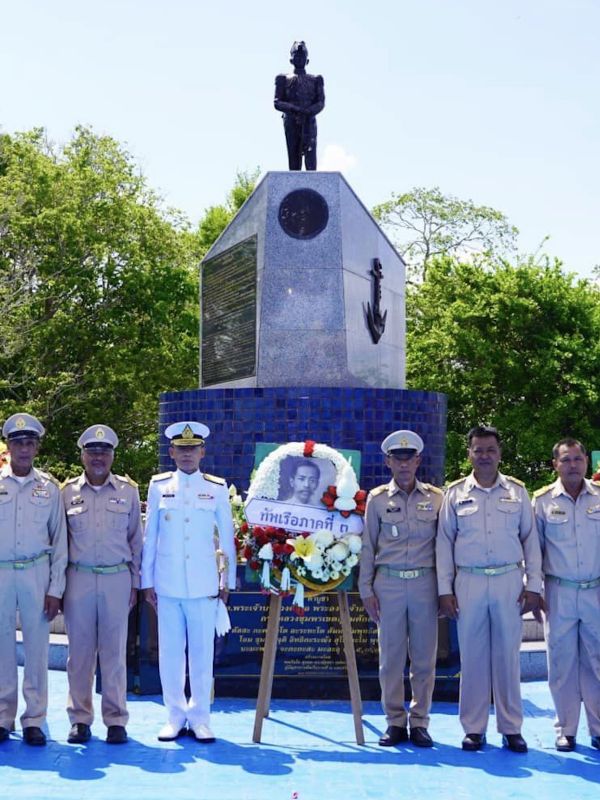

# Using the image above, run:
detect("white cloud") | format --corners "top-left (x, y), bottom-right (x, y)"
top-left (319, 144), bottom-right (358, 173)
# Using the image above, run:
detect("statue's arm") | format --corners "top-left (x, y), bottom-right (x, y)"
top-left (274, 74), bottom-right (300, 113)
top-left (304, 75), bottom-right (325, 116)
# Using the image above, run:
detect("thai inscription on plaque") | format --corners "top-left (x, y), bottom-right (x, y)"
top-left (201, 236), bottom-right (257, 385)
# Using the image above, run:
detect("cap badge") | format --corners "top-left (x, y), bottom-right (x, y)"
top-left (182, 424), bottom-right (195, 440)
top-left (16, 417), bottom-right (26, 429)
top-left (399, 437), bottom-right (409, 447)
top-left (95, 428), bottom-right (105, 439)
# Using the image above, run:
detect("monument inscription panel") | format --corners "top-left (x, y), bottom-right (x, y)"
top-left (201, 235), bottom-right (257, 386)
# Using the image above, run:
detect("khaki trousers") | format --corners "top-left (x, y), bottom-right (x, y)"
top-left (374, 569), bottom-right (438, 728)
top-left (0, 561), bottom-right (50, 729)
top-left (545, 581), bottom-right (600, 737)
top-left (63, 567), bottom-right (131, 727)
top-left (455, 569), bottom-right (524, 734)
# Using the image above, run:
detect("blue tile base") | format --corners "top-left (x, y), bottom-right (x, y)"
top-left (158, 386), bottom-right (447, 491)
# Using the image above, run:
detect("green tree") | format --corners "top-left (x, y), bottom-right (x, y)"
top-left (373, 186), bottom-right (518, 281)
top-left (0, 127), bottom-right (200, 491)
top-left (197, 167), bottom-right (259, 257)
top-left (407, 255), bottom-right (600, 486)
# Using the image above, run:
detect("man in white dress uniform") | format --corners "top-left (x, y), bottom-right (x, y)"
top-left (141, 421), bottom-right (236, 743)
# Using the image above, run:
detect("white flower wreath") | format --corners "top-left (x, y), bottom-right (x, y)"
top-left (247, 441), bottom-right (353, 501)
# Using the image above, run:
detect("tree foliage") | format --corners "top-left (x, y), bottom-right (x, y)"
top-left (197, 168), bottom-right (259, 257)
top-left (0, 127), bottom-right (200, 489)
top-left (407, 255), bottom-right (600, 486)
top-left (373, 186), bottom-right (518, 280)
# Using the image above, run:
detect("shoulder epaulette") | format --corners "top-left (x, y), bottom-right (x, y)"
top-left (203, 472), bottom-right (226, 486)
top-left (592, 480), bottom-right (600, 488)
top-left (533, 483), bottom-right (554, 498)
top-left (446, 476), bottom-right (466, 490)
top-left (61, 475), bottom-right (80, 489)
top-left (369, 485), bottom-right (388, 497)
top-left (151, 471), bottom-right (172, 482)
top-left (506, 475), bottom-right (526, 488)
top-left (114, 473), bottom-right (138, 487)
top-left (423, 483), bottom-right (443, 495)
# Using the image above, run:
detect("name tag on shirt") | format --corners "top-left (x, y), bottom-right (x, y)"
top-left (162, 493), bottom-right (175, 498)
top-left (416, 501), bottom-right (434, 512)
top-left (109, 497), bottom-right (128, 505)
top-left (499, 496), bottom-right (521, 504)
top-left (456, 497), bottom-right (474, 506)
top-left (197, 493), bottom-right (214, 500)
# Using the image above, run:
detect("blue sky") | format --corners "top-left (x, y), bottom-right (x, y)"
top-left (1, 0), bottom-right (598, 274)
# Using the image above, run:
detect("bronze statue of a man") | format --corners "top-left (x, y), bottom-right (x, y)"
top-left (274, 41), bottom-right (325, 171)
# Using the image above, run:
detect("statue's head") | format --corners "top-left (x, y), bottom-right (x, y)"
top-left (290, 40), bottom-right (309, 69)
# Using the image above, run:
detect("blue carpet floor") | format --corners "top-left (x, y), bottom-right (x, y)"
top-left (1, 669), bottom-right (598, 800)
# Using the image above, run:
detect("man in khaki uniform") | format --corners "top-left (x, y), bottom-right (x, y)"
top-left (359, 430), bottom-right (442, 748)
top-left (0, 413), bottom-right (67, 746)
top-left (533, 437), bottom-right (600, 752)
top-left (437, 425), bottom-right (542, 752)
top-left (62, 425), bottom-right (142, 745)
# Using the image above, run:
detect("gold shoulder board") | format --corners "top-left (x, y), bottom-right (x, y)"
top-left (203, 473), bottom-right (226, 486)
top-left (152, 471), bottom-right (173, 482)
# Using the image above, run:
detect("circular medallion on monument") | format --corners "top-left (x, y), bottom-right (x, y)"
top-left (278, 189), bottom-right (329, 239)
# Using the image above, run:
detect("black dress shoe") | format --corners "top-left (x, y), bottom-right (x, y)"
top-left (502, 733), bottom-right (528, 753)
top-left (106, 725), bottom-right (128, 744)
top-left (410, 727), bottom-right (433, 747)
top-left (68, 723), bottom-right (91, 744)
top-left (462, 733), bottom-right (486, 751)
top-left (0, 726), bottom-right (10, 742)
top-left (378, 725), bottom-right (409, 747)
top-left (555, 734), bottom-right (576, 752)
top-left (591, 735), bottom-right (600, 750)
top-left (23, 727), bottom-right (46, 746)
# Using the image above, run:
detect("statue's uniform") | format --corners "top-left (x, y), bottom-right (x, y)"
top-left (62, 472), bottom-right (143, 728)
top-left (0, 465), bottom-right (67, 730)
top-left (359, 479), bottom-right (442, 730)
top-left (437, 472), bottom-right (542, 735)
top-left (141, 469), bottom-right (236, 730)
top-left (274, 71), bottom-right (324, 170)
top-left (533, 478), bottom-right (600, 739)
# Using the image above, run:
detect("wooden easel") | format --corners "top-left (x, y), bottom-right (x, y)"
top-left (252, 591), bottom-right (365, 744)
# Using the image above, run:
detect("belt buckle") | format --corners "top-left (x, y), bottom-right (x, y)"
top-left (484, 567), bottom-right (495, 576)
top-left (13, 561), bottom-right (26, 570)
top-left (580, 580), bottom-right (591, 589)
top-left (405, 569), bottom-right (418, 579)
top-left (92, 566), bottom-right (103, 574)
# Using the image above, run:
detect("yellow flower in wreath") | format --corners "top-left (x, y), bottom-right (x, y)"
top-left (289, 537), bottom-right (317, 562)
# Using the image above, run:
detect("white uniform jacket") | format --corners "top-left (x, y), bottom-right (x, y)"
top-left (141, 469), bottom-right (236, 598)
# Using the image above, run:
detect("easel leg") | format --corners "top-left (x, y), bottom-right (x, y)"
top-left (252, 593), bottom-right (283, 743)
top-left (337, 591), bottom-right (365, 745)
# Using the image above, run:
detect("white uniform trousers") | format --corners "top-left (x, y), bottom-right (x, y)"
top-left (545, 581), bottom-right (600, 737)
top-left (0, 561), bottom-right (50, 729)
top-left (156, 595), bottom-right (217, 728)
top-left (455, 568), bottom-right (524, 735)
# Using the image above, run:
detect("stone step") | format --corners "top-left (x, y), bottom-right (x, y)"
top-left (522, 612), bottom-right (545, 642)
top-left (18, 631), bottom-right (549, 683)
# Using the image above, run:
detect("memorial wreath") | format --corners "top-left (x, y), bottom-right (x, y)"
top-left (235, 440), bottom-right (366, 614)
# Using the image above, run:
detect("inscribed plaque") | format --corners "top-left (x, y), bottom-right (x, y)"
top-left (202, 236), bottom-right (257, 385)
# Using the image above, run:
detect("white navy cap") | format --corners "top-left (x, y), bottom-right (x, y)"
top-left (165, 421), bottom-right (210, 447)
top-left (2, 413), bottom-right (45, 441)
top-left (78, 425), bottom-right (119, 450)
top-left (381, 429), bottom-right (424, 457)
